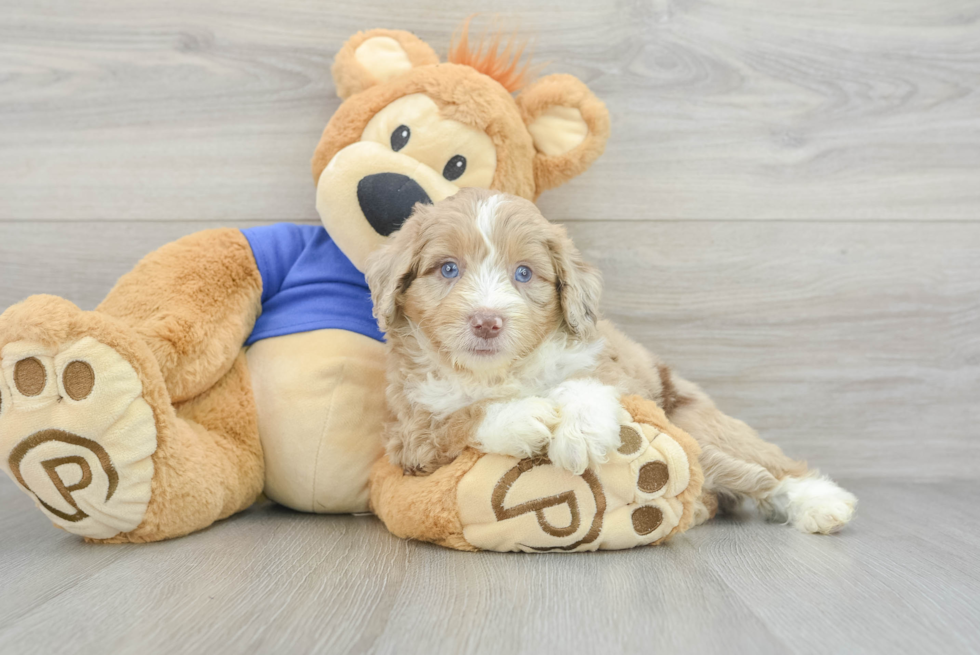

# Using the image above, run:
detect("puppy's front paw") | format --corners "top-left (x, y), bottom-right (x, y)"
top-left (547, 379), bottom-right (623, 475)
top-left (475, 397), bottom-right (560, 460)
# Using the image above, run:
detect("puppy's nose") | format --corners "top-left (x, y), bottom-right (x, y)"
top-left (470, 312), bottom-right (504, 339)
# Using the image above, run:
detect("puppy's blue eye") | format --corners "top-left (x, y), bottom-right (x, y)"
top-left (441, 262), bottom-right (459, 279)
top-left (515, 266), bottom-right (532, 283)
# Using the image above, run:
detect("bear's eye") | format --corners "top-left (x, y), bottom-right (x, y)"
top-left (443, 155), bottom-right (467, 181)
top-left (390, 125), bottom-right (410, 152)
top-left (514, 266), bottom-right (532, 283)
top-left (441, 262), bottom-right (459, 279)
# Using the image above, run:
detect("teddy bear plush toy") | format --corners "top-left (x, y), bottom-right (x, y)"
top-left (0, 24), bottom-right (706, 550)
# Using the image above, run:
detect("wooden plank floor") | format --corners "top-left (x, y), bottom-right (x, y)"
top-left (1, 479), bottom-right (978, 655)
top-left (1, 0), bottom-right (979, 653)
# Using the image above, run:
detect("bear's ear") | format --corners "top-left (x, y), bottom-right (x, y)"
top-left (515, 74), bottom-right (611, 195)
top-left (332, 29), bottom-right (440, 100)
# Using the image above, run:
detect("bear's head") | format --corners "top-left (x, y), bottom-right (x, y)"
top-left (312, 25), bottom-right (611, 271)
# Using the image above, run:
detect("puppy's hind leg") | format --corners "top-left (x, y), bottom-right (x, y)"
top-left (761, 472), bottom-right (858, 535)
top-left (666, 376), bottom-right (856, 534)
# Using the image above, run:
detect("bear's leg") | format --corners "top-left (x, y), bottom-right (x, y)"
top-left (0, 228), bottom-right (266, 541)
top-left (96, 228), bottom-right (263, 404)
top-left (102, 351), bottom-right (263, 543)
top-left (0, 296), bottom-right (263, 542)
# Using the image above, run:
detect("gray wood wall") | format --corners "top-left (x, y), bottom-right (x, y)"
top-left (2, 0), bottom-right (977, 480)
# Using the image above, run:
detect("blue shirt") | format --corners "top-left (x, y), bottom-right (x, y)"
top-left (241, 223), bottom-right (384, 346)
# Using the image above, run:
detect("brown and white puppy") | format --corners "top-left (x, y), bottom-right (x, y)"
top-left (367, 188), bottom-right (857, 534)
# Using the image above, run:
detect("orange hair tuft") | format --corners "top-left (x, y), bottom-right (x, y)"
top-left (448, 17), bottom-right (536, 93)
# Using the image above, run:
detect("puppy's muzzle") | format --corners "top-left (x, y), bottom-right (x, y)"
top-left (357, 173), bottom-right (432, 237)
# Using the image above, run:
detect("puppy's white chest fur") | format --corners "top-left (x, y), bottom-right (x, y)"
top-left (404, 334), bottom-right (607, 418)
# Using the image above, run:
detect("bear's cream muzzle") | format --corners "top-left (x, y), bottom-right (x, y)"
top-left (316, 141), bottom-right (460, 272)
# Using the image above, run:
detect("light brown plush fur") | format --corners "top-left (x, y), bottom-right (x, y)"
top-left (108, 351), bottom-right (264, 543)
top-left (313, 29), bottom-right (610, 201)
top-left (313, 63), bottom-right (538, 200)
top-left (369, 448), bottom-right (482, 551)
top-left (332, 29), bottom-right (440, 100)
top-left (97, 229), bottom-right (263, 404)
top-left (0, 291), bottom-right (264, 543)
top-left (516, 74), bottom-right (612, 196)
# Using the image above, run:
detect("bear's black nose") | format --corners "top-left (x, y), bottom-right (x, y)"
top-left (357, 173), bottom-right (432, 236)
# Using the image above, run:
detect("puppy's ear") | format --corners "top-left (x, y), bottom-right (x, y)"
top-left (548, 225), bottom-right (603, 340)
top-left (332, 29), bottom-right (440, 100)
top-left (515, 74), bottom-right (611, 196)
top-left (365, 213), bottom-right (423, 333)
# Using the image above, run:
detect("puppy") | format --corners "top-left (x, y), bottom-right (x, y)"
top-left (366, 188), bottom-right (856, 534)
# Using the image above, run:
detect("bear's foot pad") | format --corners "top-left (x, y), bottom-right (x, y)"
top-left (457, 409), bottom-right (693, 552)
top-left (0, 336), bottom-right (157, 539)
